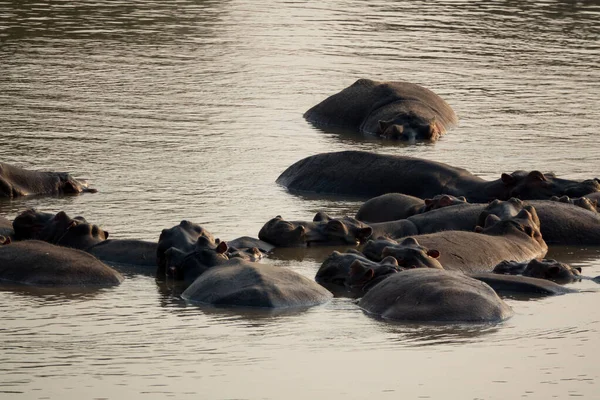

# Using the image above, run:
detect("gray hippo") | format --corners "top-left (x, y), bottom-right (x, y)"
top-left (304, 79), bottom-right (458, 142)
top-left (181, 258), bottom-right (333, 309)
top-left (357, 269), bottom-right (513, 323)
top-left (355, 193), bottom-right (466, 223)
top-left (164, 236), bottom-right (229, 284)
top-left (374, 208), bottom-right (548, 273)
top-left (551, 195), bottom-right (598, 213)
top-left (0, 240), bottom-right (123, 287)
top-left (277, 151), bottom-right (600, 201)
top-left (258, 212), bottom-right (373, 247)
top-left (0, 162), bottom-right (97, 198)
top-left (13, 209), bottom-right (158, 268)
top-left (0, 216), bottom-right (13, 238)
top-left (492, 259), bottom-right (584, 284)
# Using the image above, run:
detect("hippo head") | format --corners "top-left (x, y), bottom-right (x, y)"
top-left (258, 216), bottom-right (308, 247)
top-left (501, 170), bottom-right (600, 200)
top-left (377, 115), bottom-right (442, 142)
top-left (362, 237), bottom-right (400, 261)
top-left (12, 209), bottom-right (55, 240)
top-left (380, 237), bottom-right (444, 269)
top-left (476, 207), bottom-right (545, 247)
top-left (165, 237), bottom-right (229, 281)
top-left (344, 256), bottom-right (400, 292)
top-left (492, 260), bottom-right (528, 276)
top-left (157, 220), bottom-right (216, 273)
top-left (35, 211), bottom-right (108, 250)
top-left (57, 173), bottom-right (98, 195)
top-left (476, 198), bottom-right (531, 228)
top-left (311, 212), bottom-right (373, 246)
top-left (421, 194), bottom-right (467, 213)
top-left (551, 195), bottom-right (598, 213)
top-left (522, 259), bottom-right (581, 284)
top-left (227, 246), bottom-right (263, 262)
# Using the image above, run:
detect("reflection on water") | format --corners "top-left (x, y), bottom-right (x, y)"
top-left (1, 0), bottom-right (600, 399)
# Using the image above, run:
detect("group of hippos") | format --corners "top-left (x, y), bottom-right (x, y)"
top-left (2, 78), bottom-right (600, 323)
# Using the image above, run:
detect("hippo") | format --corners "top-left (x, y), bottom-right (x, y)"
top-left (357, 269), bottom-right (513, 323)
top-left (355, 193), bottom-right (466, 223)
top-left (225, 236), bottom-right (274, 262)
top-left (13, 209), bottom-right (158, 268)
top-left (468, 273), bottom-right (577, 296)
top-left (277, 151), bottom-right (600, 201)
top-left (304, 79), bottom-right (458, 142)
top-left (492, 259), bottom-right (583, 284)
top-left (258, 212), bottom-right (373, 247)
top-left (373, 208), bottom-right (547, 273)
top-left (0, 240), bottom-right (123, 287)
top-left (478, 198), bottom-right (600, 245)
top-left (0, 216), bottom-right (13, 238)
top-left (164, 236), bottom-right (229, 284)
top-left (551, 195), bottom-right (598, 213)
top-left (157, 220), bottom-right (216, 277)
top-left (315, 249), bottom-right (400, 292)
top-left (181, 258), bottom-right (333, 308)
top-left (0, 162), bottom-right (97, 198)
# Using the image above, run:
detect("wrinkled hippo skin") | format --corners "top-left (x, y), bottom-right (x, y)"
top-left (0, 162), bottom-right (97, 198)
top-left (157, 220), bottom-right (216, 277)
top-left (258, 212), bottom-right (372, 247)
top-left (181, 258), bottom-right (333, 308)
top-left (468, 273), bottom-right (576, 296)
top-left (0, 216), bottom-right (13, 238)
top-left (315, 249), bottom-right (400, 292)
top-left (304, 79), bottom-right (458, 142)
top-left (373, 208), bottom-right (547, 273)
top-left (551, 195), bottom-right (598, 213)
top-left (0, 240), bottom-right (123, 287)
top-left (355, 193), bottom-right (466, 223)
top-left (164, 237), bottom-right (229, 284)
top-left (492, 259), bottom-right (582, 284)
top-left (358, 269), bottom-right (513, 323)
top-left (479, 198), bottom-right (600, 245)
top-left (277, 151), bottom-right (600, 201)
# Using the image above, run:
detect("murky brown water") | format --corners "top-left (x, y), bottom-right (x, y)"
top-left (1, 1), bottom-right (599, 398)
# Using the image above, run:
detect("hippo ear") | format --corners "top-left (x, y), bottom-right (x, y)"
top-left (424, 198), bottom-right (433, 206)
top-left (378, 119), bottom-right (392, 133)
top-left (313, 212), bottom-right (331, 222)
top-left (484, 214), bottom-right (501, 228)
top-left (474, 225), bottom-right (484, 233)
top-left (527, 171), bottom-right (546, 182)
top-left (349, 260), bottom-right (367, 276)
top-left (427, 249), bottom-right (440, 259)
top-left (516, 208), bottom-right (533, 221)
top-left (458, 196), bottom-right (467, 202)
top-left (216, 241), bottom-right (228, 254)
top-left (104, 231), bottom-right (109, 239)
top-left (575, 267), bottom-right (582, 273)
top-left (326, 219), bottom-right (346, 232)
top-left (381, 256), bottom-right (399, 266)
top-left (501, 173), bottom-right (516, 185)
top-left (438, 195), bottom-right (454, 207)
top-left (357, 227), bottom-right (373, 242)
top-left (401, 237), bottom-right (419, 246)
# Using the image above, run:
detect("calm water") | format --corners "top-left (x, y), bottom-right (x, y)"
top-left (1, 1), bottom-right (599, 398)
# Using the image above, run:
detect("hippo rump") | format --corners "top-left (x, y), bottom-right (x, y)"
top-left (0, 240), bottom-right (122, 287)
top-left (258, 213), bottom-right (372, 247)
top-left (0, 216), bottom-right (13, 238)
top-left (372, 208), bottom-right (548, 274)
top-left (277, 151), bottom-right (600, 202)
top-left (181, 259), bottom-right (333, 309)
top-left (0, 162), bottom-right (97, 198)
top-left (358, 269), bottom-right (513, 323)
top-left (304, 79), bottom-right (458, 142)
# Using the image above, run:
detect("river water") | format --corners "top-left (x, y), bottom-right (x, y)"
top-left (0, 1), bottom-right (599, 399)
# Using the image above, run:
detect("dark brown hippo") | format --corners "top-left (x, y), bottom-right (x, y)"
top-left (0, 216), bottom-right (13, 238)
top-left (355, 193), bottom-right (466, 223)
top-left (277, 151), bottom-right (600, 201)
top-left (225, 236), bottom-right (274, 262)
top-left (468, 273), bottom-right (577, 296)
top-left (304, 79), bottom-right (458, 142)
top-left (551, 195), bottom-right (598, 213)
top-left (357, 269), bottom-right (513, 323)
top-left (372, 208), bottom-right (547, 273)
top-left (0, 240), bottom-right (122, 287)
top-left (181, 258), bottom-right (332, 309)
top-left (13, 209), bottom-right (158, 268)
top-left (478, 198), bottom-right (600, 245)
top-left (492, 259), bottom-right (582, 284)
top-left (258, 212), bottom-right (373, 247)
top-left (0, 162), bottom-right (97, 198)
top-left (315, 249), bottom-right (400, 292)
top-left (164, 236), bottom-right (229, 284)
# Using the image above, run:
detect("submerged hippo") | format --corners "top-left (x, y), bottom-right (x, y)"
top-left (164, 236), bottom-right (229, 284)
top-left (358, 269), bottom-right (513, 323)
top-left (277, 151), bottom-right (600, 201)
top-left (258, 212), bottom-right (372, 247)
top-left (492, 259), bottom-right (584, 284)
top-left (0, 162), bottom-right (97, 198)
top-left (304, 79), bottom-right (458, 142)
top-left (551, 195), bottom-right (598, 213)
top-left (355, 193), bottom-right (466, 223)
top-left (0, 240), bottom-right (123, 287)
top-left (371, 208), bottom-right (547, 273)
top-left (181, 258), bottom-right (333, 309)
